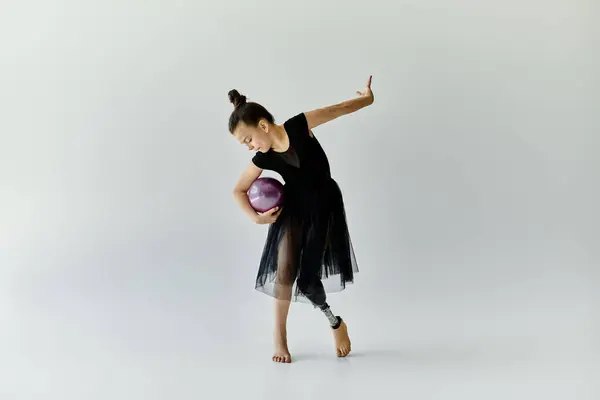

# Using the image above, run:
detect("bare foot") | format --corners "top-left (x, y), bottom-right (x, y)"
top-left (332, 318), bottom-right (351, 357)
top-left (272, 329), bottom-right (292, 363)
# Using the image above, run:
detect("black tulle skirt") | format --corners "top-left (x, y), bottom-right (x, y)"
top-left (254, 177), bottom-right (359, 304)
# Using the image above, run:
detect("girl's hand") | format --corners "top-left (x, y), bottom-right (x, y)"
top-left (356, 75), bottom-right (374, 105)
top-left (253, 206), bottom-right (282, 224)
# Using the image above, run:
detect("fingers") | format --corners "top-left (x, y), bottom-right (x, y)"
top-left (357, 76), bottom-right (372, 97)
top-left (258, 206), bottom-right (278, 216)
top-left (270, 207), bottom-right (283, 221)
top-left (255, 206), bottom-right (283, 224)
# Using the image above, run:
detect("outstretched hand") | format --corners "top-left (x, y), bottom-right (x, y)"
top-left (356, 75), bottom-right (374, 105)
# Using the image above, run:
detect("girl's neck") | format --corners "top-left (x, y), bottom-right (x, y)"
top-left (269, 124), bottom-right (290, 153)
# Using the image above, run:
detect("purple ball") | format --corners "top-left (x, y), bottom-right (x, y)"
top-left (247, 177), bottom-right (284, 213)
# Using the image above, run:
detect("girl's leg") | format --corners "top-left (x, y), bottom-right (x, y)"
top-left (272, 285), bottom-right (292, 363)
top-left (297, 218), bottom-right (352, 356)
top-left (297, 274), bottom-right (352, 357)
top-left (271, 225), bottom-right (298, 363)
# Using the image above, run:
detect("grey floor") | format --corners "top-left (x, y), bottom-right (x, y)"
top-left (1, 263), bottom-right (597, 400)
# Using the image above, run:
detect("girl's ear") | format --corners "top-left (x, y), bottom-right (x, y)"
top-left (259, 119), bottom-right (269, 133)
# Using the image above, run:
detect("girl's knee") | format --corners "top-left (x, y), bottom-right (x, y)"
top-left (297, 276), bottom-right (326, 306)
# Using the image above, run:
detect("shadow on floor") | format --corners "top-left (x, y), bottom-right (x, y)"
top-left (291, 339), bottom-right (541, 366)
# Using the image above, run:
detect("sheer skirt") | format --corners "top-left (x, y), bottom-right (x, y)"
top-left (254, 178), bottom-right (358, 304)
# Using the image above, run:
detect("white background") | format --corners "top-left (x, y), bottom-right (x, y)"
top-left (1, 1), bottom-right (598, 399)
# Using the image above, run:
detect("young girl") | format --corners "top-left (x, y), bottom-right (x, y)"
top-left (229, 76), bottom-right (374, 363)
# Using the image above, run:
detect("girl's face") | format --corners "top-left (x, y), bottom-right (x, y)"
top-left (233, 120), bottom-right (271, 153)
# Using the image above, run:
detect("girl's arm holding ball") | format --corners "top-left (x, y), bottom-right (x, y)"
top-left (232, 163), bottom-right (281, 224)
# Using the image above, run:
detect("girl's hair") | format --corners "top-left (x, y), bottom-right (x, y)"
top-left (228, 89), bottom-right (274, 133)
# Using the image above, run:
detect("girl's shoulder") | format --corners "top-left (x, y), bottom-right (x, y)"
top-left (284, 113), bottom-right (309, 137)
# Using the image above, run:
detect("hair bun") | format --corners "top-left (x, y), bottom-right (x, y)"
top-left (228, 89), bottom-right (247, 108)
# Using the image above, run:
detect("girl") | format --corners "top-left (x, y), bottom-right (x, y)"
top-left (229, 76), bottom-right (374, 363)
